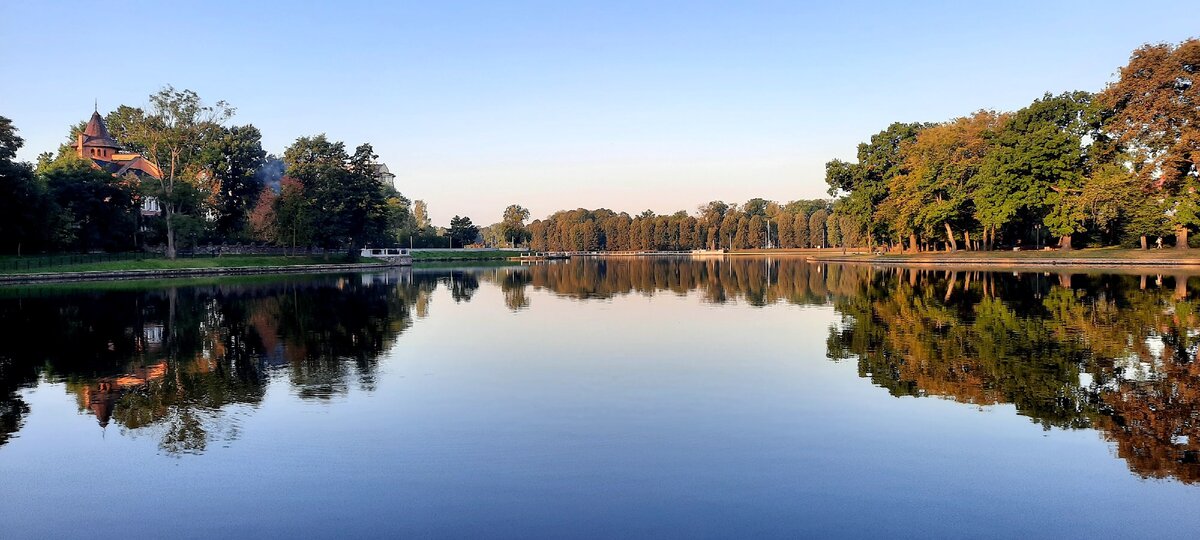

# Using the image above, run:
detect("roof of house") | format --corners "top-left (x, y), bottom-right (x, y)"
top-left (81, 111), bottom-right (121, 148)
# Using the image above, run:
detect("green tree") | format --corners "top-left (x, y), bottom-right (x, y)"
top-left (698, 201), bottom-right (729, 249)
top-left (448, 215), bottom-right (479, 247)
top-left (794, 213), bottom-right (810, 248)
top-left (274, 177), bottom-right (312, 252)
top-left (499, 204), bottom-right (531, 247)
top-left (385, 191), bottom-right (414, 245)
top-left (0, 116), bottom-right (47, 254)
top-left (284, 136), bottom-right (390, 252)
top-left (102, 105), bottom-right (150, 154)
top-left (972, 92), bottom-right (1096, 249)
top-left (827, 213), bottom-right (842, 248)
top-left (347, 144), bottom-right (393, 248)
top-left (778, 214), bottom-right (795, 248)
top-left (733, 215), bottom-right (750, 248)
top-left (1075, 162), bottom-right (1142, 246)
top-left (413, 200), bottom-right (431, 229)
top-left (748, 214), bottom-right (764, 249)
top-left (119, 86), bottom-right (235, 259)
top-left (887, 112), bottom-right (1000, 251)
top-left (198, 125), bottom-right (266, 240)
top-left (719, 210), bottom-right (740, 249)
top-left (826, 122), bottom-right (928, 249)
top-left (40, 155), bottom-right (138, 252)
top-left (810, 209), bottom-right (829, 248)
top-left (742, 198), bottom-right (769, 217)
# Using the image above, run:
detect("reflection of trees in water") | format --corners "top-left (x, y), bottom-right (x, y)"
top-left (499, 270), bottom-right (532, 311)
top-left (4, 261), bottom-right (856, 450)
top-left (482, 260), bottom-right (1200, 484)
top-left (0, 323), bottom-right (37, 446)
top-left (517, 257), bottom-right (867, 307)
top-left (0, 273), bottom-right (419, 453)
top-left (827, 268), bottom-right (1200, 483)
top-left (2, 261), bottom-right (1200, 481)
top-left (446, 271), bottom-right (480, 303)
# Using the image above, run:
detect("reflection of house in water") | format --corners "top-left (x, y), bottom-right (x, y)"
top-left (141, 324), bottom-right (164, 354)
top-left (82, 362), bottom-right (167, 427)
top-left (360, 268), bottom-right (412, 287)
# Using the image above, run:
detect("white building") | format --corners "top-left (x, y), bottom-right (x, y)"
top-left (373, 163), bottom-right (397, 191)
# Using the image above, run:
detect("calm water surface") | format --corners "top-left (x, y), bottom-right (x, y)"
top-left (2, 258), bottom-right (1200, 538)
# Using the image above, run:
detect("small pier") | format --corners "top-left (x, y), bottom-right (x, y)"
top-left (509, 252), bottom-right (571, 261)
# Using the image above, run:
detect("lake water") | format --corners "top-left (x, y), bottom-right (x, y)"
top-left (2, 258), bottom-right (1200, 538)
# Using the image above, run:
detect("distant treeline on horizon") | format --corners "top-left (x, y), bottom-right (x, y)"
top-left (521, 200), bottom-right (841, 252)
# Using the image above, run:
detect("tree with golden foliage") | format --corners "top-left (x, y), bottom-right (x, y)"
top-left (1100, 39), bottom-right (1200, 249)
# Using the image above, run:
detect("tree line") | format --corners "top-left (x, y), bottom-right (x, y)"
top-left (827, 38), bottom-right (1199, 251)
top-left (3, 39), bottom-right (1193, 257)
top-left (520, 199), bottom-right (851, 252)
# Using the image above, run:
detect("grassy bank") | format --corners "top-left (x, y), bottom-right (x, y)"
top-left (0, 251), bottom-right (527, 279)
top-left (0, 255), bottom-right (354, 275)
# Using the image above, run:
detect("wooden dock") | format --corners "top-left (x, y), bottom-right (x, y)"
top-left (508, 252), bottom-right (571, 261)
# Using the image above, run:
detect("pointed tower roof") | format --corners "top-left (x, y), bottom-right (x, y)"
top-left (82, 111), bottom-right (121, 149)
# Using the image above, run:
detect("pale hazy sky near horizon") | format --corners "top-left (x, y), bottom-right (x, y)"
top-left (2, 1), bottom-right (1196, 225)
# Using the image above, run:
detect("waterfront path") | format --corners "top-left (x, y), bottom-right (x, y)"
top-left (808, 249), bottom-right (1200, 268)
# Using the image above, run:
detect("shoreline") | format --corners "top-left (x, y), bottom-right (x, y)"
top-left (807, 253), bottom-right (1200, 270)
top-left (0, 252), bottom-right (530, 285)
top-left (12, 250), bottom-right (1200, 284)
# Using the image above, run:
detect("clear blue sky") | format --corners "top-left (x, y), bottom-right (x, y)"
top-left (2, 1), bottom-right (1196, 225)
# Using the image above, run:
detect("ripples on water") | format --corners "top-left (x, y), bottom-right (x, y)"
top-left (2, 258), bottom-right (1200, 537)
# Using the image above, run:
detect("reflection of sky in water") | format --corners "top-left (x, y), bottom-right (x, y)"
top-left (2, 262), bottom-right (1200, 537)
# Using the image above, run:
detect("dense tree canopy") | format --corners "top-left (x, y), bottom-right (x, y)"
top-left (2, 86), bottom-right (429, 257)
top-left (523, 201), bottom-right (832, 252)
top-left (6, 40), bottom-right (1197, 257)
top-left (282, 136), bottom-right (396, 252)
top-left (827, 39), bottom-right (1200, 251)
